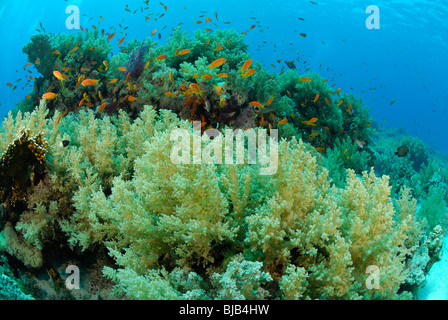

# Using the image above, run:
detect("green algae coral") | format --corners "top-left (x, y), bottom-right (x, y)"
top-left (22, 33), bottom-right (56, 78)
top-left (418, 186), bottom-right (447, 231)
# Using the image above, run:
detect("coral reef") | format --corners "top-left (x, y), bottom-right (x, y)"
top-left (401, 225), bottom-right (444, 298)
top-left (0, 253), bottom-right (35, 300)
top-left (0, 273), bottom-right (34, 300)
top-left (17, 27), bottom-right (376, 156)
top-left (373, 128), bottom-right (448, 231)
top-left (1, 25), bottom-right (446, 301)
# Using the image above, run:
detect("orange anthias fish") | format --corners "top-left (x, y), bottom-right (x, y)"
top-left (76, 75), bottom-right (85, 88)
top-left (240, 59), bottom-right (253, 74)
top-left (169, 71), bottom-right (174, 84)
top-left (109, 78), bottom-right (118, 84)
top-left (98, 102), bottom-right (107, 112)
top-left (107, 32), bottom-right (116, 42)
top-left (209, 58), bottom-right (227, 69)
top-left (155, 54), bottom-right (167, 61)
top-left (43, 92), bottom-right (58, 100)
top-left (118, 67), bottom-right (127, 72)
top-left (242, 69), bottom-right (257, 78)
top-left (128, 96), bottom-right (138, 102)
top-left (165, 92), bottom-right (176, 97)
top-left (189, 83), bottom-right (204, 96)
top-left (53, 71), bottom-right (64, 82)
top-left (302, 118), bottom-right (318, 126)
top-left (56, 110), bottom-right (68, 125)
top-left (266, 96), bottom-right (274, 106)
top-left (249, 101), bottom-right (264, 108)
top-left (178, 49), bottom-right (191, 56)
top-left (278, 118), bottom-right (288, 125)
top-left (299, 77), bottom-right (312, 82)
top-left (81, 79), bottom-right (99, 87)
top-left (337, 100), bottom-right (343, 107)
top-left (347, 103), bottom-right (353, 113)
top-left (313, 94), bottom-right (319, 103)
top-left (117, 37), bottom-right (125, 46)
top-left (213, 85), bottom-right (222, 96)
top-left (325, 98), bottom-right (331, 106)
top-left (215, 73), bottom-right (228, 78)
top-left (144, 61), bottom-right (150, 70)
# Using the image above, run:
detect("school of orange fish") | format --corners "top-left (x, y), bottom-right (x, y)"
top-left (5, 0), bottom-right (378, 155)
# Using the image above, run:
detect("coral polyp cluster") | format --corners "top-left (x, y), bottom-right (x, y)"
top-left (0, 130), bottom-right (48, 206)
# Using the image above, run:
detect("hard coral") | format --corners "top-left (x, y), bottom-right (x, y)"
top-left (0, 130), bottom-right (48, 206)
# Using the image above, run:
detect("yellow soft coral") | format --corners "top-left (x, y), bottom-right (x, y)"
top-left (5, 104), bottom-right (420, 299)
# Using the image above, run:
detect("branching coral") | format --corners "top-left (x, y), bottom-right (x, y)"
top-left (321, 137), bottom-right (374, 187)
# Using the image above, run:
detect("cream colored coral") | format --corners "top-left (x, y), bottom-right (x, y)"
top-left (0, 103), bottom-right (422, 299)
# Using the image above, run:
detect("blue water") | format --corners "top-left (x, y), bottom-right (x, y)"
top-left (1, 0), bottom-right (447, 153)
